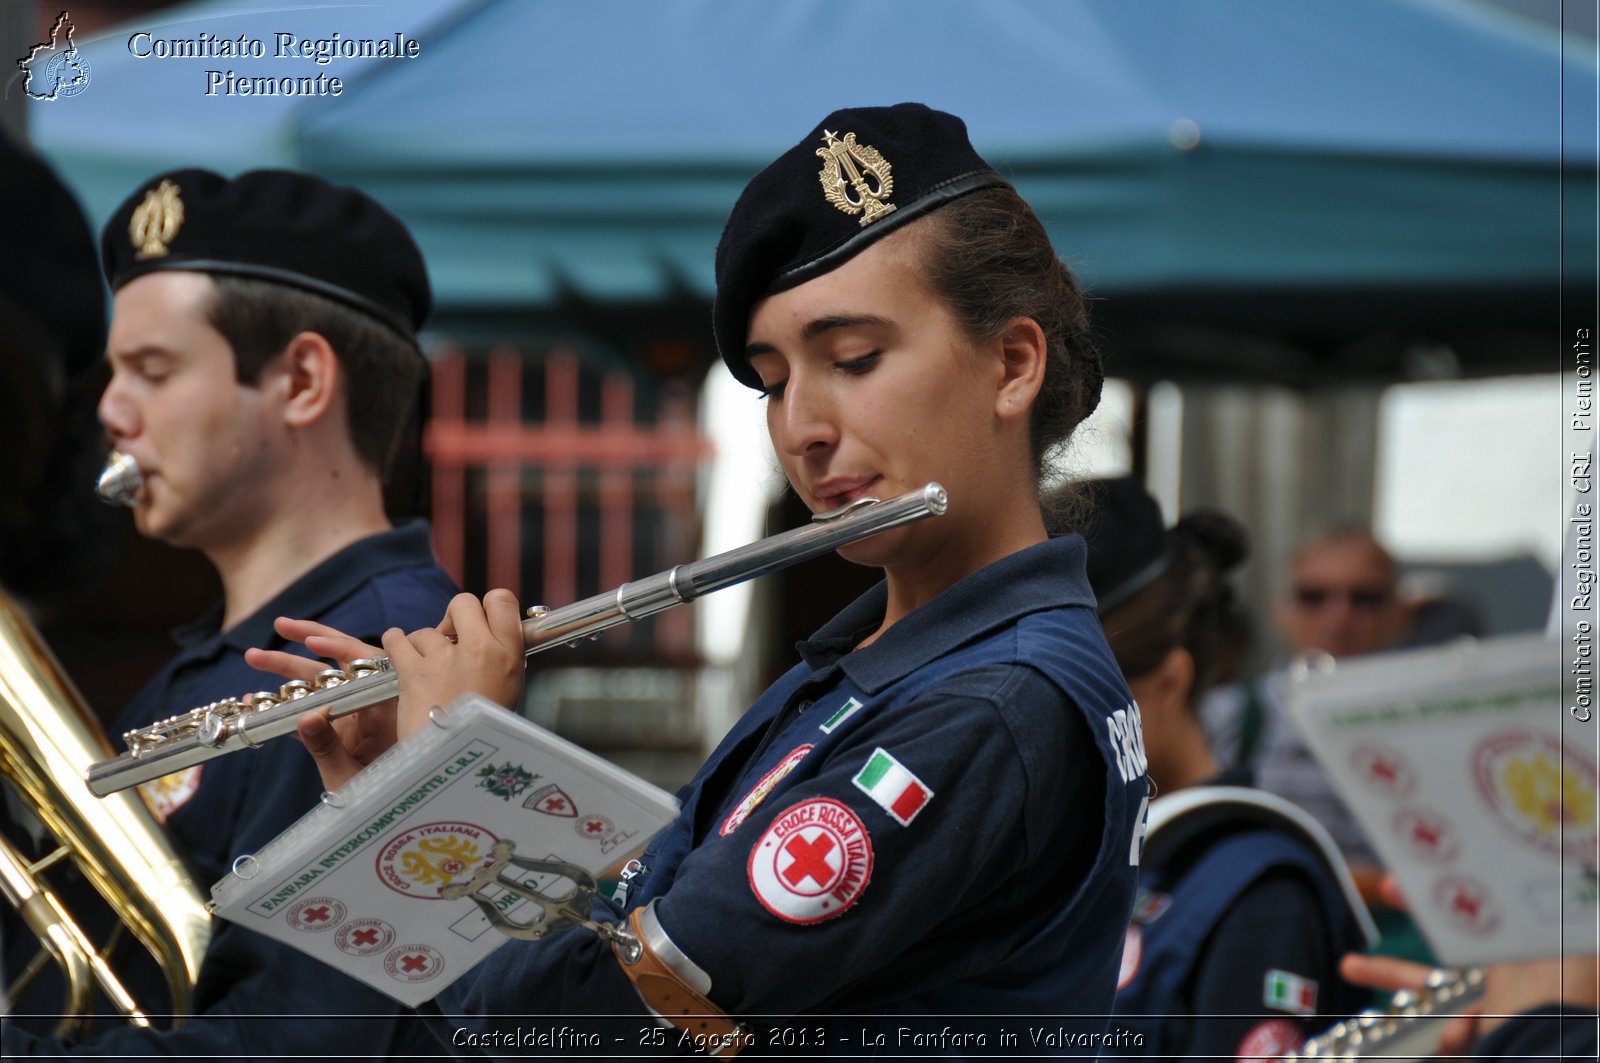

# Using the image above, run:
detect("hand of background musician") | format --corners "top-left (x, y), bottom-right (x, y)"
top-left (1340, 874), bottom-right (1599, 1047)
top-left (1337, 952), bottom-right (1481, 1055)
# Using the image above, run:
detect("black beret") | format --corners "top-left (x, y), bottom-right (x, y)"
top-left (1080, 477), bottom-right (1173, 616)
top-left (102, 168), bottom-right (430, 340)
top-left (714, 102), bottom-right (1009, 389)
top-left (0, 130), bottom-right (104, 380)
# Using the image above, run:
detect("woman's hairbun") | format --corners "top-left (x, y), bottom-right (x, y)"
top-left (1174, 509), bottom-right (1249, 574)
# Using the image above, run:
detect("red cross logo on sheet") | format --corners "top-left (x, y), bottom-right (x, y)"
top-left (747, 798), bottom-right (873, 925)
top-left (1433, 874), bottom-right (1499, 935)
top-left (1350, 743), bottom-right (1415, 798)
top-left (524, 783), bottom-right (578, 817)
top-left (1392, 807), bottom-right (1459, 863)
top-left (384, 943), bottom-right (444, 984)
top-left (286, 896), bottom-right (346, 933)
top-left (335, 918), bottom-right (396, 957)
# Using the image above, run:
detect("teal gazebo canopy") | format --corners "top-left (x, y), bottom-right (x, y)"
top-left (30, 0), bottom-right (1596, 382)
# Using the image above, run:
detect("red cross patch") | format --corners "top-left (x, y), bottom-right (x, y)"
top-left (1235, 1017), bottom-right (1302, 1062)
top-left (747, 798), bottom-right (873, 924)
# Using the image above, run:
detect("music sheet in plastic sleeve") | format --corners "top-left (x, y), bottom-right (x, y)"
top-left (1285, 633), bottom-right (1593, 967)
top-left (208, 694), bottom-right (679, 1006)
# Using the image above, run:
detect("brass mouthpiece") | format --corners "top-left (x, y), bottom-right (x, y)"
top-left (96, 451), bottom-right (143, 507)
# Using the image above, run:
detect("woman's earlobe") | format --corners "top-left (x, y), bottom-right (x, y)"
top-left (994, 316), bottom-right (1048, 416)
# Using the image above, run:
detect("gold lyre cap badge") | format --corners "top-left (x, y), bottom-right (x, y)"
top-left (816, 129), bottom-right (897, 228)
top-left (129, 179), bottom-right (184, 260)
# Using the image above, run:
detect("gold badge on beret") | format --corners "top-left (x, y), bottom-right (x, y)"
top-left (129, 179), bottom-right (184, 260)
top-left (816, 129), bottom-right (897, 227)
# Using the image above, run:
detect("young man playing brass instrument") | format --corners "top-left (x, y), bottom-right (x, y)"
top-left (3, 169), bottom-right (456, 1057)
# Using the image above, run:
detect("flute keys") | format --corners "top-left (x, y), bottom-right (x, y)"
top-left (347, 659), bottom-right (380, 678)
top-left (197, 712), bottom-right (227, 747)
top-left (279, 680), bottom-right (312, 700)
top-left (314, 669), bottom-right (348, 690)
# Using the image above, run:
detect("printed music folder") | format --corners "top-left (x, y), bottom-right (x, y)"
top-left (1284, 633), bottom-right (1595, 966)
top-left (209, 693), bottom-right (679, 1006)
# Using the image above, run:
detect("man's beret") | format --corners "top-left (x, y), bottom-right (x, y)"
top-left (102, 168), bottom-right (430, 339)
top-left (713, 102), bottom-right (1009, 390)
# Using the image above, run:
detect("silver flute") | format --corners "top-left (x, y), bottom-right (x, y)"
top-left (85, 473), bottom-right (948, 796)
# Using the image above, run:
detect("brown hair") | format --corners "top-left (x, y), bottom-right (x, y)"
top-left (205, 275), bottom-right (422, 474)
top-left (912, 185), bottom-right (1103, 473)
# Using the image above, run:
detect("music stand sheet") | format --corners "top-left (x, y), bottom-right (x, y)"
top-left (1285, 633), bottom-right (1595, 967)
top-left (208, 694), bottom-right (679, 1006)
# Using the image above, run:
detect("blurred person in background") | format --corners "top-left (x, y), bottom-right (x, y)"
top-left (1203, 527), bottom-right (1410, 903)
top-left (1065, 478), bottom-right (1372, 1062)
top-left (0, 131), bottom-right (118, 603)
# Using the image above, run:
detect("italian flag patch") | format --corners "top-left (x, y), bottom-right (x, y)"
top-left (1263, 969), bottom-right (1318, 1016)
top-left (852, 748), bottom-right (933, 826)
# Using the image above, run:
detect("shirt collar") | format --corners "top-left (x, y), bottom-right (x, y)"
top-left (796, 534), bottom-right (1097, 695)
top-left (171, 520), bottom-right (439, 654)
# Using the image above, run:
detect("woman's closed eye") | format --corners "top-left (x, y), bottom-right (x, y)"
top-left (835, 350), bottom-right (881, 375)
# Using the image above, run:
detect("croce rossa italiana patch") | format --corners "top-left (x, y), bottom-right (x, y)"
top-left (747, 798), bottom-right (873, 924)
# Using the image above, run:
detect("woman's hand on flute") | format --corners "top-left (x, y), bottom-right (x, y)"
top-left (382, 589), bottom-right (528, 740)
top-left (247, 591), bottom-right (528, 792)
top-left (246, 620), bottom-right (395, 790)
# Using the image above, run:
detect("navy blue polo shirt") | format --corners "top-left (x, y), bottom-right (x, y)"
top-left (3, 521), bottom-right (458, 1059)
top-left (117, 520), bottom-right (459, 885)
top-left (434, 535), bottom-right (1147, 1057)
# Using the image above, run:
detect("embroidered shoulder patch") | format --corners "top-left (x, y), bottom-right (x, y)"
top-left (852, 748), bottom-right (932, 826)
top-left (747, 798), bottom-right (872, 924)
top-left (137, 764), bottom-right (202, 822)
top-left (1235, 1018), bottom-right (1303, 1062)
top-left (1263, 969), bottom-right (1318, 1016)
top-left (721, 745), bottom-right (812, 836)
top-left (818, 696), bottom-right (863, 734)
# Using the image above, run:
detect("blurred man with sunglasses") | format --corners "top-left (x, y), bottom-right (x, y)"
top-left (1275, 528), bottom-right (1407, 661)
top-left (1204, 527), bottom-right (1411, 911)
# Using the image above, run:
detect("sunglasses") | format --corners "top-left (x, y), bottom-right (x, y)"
top-left (1292, 585), bottom-right (1394, 610)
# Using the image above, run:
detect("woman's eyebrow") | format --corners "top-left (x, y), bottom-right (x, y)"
top-left (801, 313), bottom-right (894, 341)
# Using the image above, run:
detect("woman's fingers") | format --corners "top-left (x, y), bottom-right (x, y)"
top-left (244, 647), bottom-right (327, 683)
top-left (303, 633), bottom-right (385, 663)
top-left (296, 708), bottom-right (368, 791)
top-left (484, 588), bottom-right (524, 651)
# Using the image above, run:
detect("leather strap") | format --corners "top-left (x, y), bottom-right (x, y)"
top-left (613, 908), bottom-right (747, 1056)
